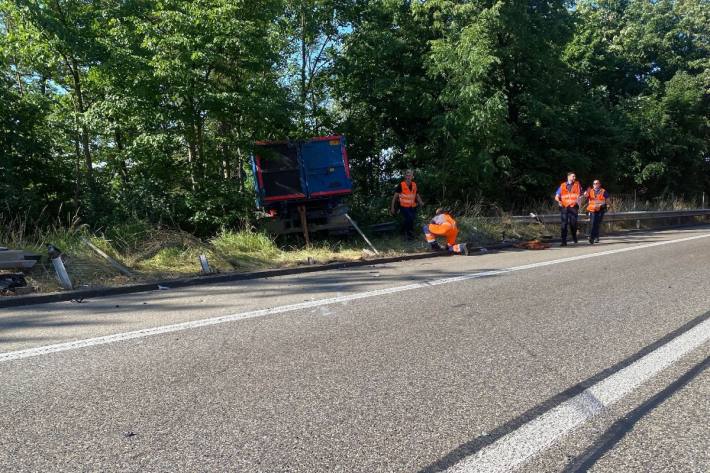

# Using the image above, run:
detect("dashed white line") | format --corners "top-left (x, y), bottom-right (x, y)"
top-left (1, 232), bottom-right (709, 364)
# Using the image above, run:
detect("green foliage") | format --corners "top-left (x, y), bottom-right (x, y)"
top-left (0, 0), bottom-right (708, 238)
top-left (333, 0), bottom-right (442, 202)
top-left (0, 74), bottom-right (73, 217)
top-left (570, 0), bottom-right (709, 197)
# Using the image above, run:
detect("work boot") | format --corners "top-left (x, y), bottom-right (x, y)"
top-left (588, 238), bottom-right (594, 244)
top-left (560, 241), bottom-right (568, 247)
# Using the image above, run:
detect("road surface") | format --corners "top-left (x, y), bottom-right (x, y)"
top-left (1, 227), bottom-right (709, 472)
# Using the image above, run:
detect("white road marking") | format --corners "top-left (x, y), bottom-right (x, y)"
top-left (445, 317), bottom-right (710, 473)
top-left (1, 232), bottom-right (709, 364)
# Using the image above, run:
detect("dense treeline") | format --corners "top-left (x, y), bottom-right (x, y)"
top-left (1, 0), bottom-right (708, 233)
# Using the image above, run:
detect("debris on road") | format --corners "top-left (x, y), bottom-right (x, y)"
top-left (514, 239), bottom-right (551, 250)
top-left (0, 273), bottom-right (30, 295)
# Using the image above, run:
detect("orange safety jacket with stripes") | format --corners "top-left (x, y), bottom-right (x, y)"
top-left (399, 181), bottom-right (418, 208)
top-left (559, 181), bottom-right (582, 208)
top-left (586, 187), bottom-right (607, 213)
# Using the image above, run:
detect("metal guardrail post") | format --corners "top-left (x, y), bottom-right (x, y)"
top-left (51, 257), bottom-right (73, 290)
top-left (199, 255), bottom-right (212, 274)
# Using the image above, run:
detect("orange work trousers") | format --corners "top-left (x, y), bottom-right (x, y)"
top-left (424, 222), bottom-right (458, 247)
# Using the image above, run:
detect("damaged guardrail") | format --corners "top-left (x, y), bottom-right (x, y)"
top-left (513, 209), bottom-right (710, 224)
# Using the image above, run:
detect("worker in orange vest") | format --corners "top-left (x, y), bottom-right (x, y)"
top-left (390, 169), bottom-right (424, 239)
top-left (554, 172), bottom-right (583, 246)
top-left (422, 208), bottom-right (468, 255)
top-left (585, 179), bottom-right (609, 244)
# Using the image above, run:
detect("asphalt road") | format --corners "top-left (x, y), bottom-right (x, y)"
top-left (1, 227), bottom-right (709, 472)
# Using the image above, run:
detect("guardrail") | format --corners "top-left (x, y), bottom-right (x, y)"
top-left (511, 209), bottom-right (710, 224)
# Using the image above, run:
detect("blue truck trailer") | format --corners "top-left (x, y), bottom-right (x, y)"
top-left (251, 135), bottom-right (353, 237)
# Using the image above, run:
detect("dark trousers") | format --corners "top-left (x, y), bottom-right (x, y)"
top-left (400, 207), bottom-right (416, 239)
top-left (589, 210), bottom-right (605, 241)
top-left (560, 207), bottom-right (579, 242)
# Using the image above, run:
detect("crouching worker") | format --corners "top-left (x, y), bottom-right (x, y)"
top-left (423, 208), bottom-right (468, 255)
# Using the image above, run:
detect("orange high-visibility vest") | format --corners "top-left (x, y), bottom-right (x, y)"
top-left (587, 187), bottom-right (607, 212)
top-left (559, 181), bottom-right (581, 207)
top-left (399, 181), bottom-right (418, 208)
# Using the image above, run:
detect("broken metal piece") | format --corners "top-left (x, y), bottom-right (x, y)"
top-left (198, 254), bottom-right (212, 273)
top-left (48, 243), bottom-right (70, 290)
top-left (81, 237), bottom-right (133, 277)
top-left (0, 273), bottom-right (27, 293)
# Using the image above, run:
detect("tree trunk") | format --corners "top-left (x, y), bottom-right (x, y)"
top-left (300, 8), bottom-right (307, 133)
top-left (187, 134), bottom-right (198, 191)
top-left (196, 113), bottom-right (206, 180)
top-left (235, 147), bottom-right (244, 190)
top-left (73, 130), bottom-right (81, 210)
top-left (69, 58), bottom-right (93, 187)
top-left (219, 120), bottom-right (231, 180)
top-left (311, 90), bottom-right (319, 134)
top-left (114, 129), bottom-right (129, 186)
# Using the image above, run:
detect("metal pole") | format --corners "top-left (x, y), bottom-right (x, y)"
top-left (344, 213), bottom-right (379, 255)
top-left (81, 237), bottom-right (133, 277)
top-left (51, 257), bottom-right (73, 290)
top-left (199, 255), bottom-right (211, 273)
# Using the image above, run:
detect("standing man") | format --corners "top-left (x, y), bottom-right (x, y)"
top-left (585, 180), bottom-right (609, 244)
top-left (554, 172), bottom-right (583, 246)
top-left (422, 208), bottom-right (468, 255)
top-left (390, 169), bottom-right (424, 240)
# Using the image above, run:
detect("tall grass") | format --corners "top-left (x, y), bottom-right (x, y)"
top-left (0, 210), bottom-right (86, 256)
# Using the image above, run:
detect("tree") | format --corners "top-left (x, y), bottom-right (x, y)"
top-left (333, 0), bottom-right (443, 206)
top-left (570, 0), bottom-right (709, 197)
top-left (0, 71), bottom-right (72, 219)
top-left (423, 0), bottom-right (587, 203)
top-left (9, 0), bottom-right (109, 202)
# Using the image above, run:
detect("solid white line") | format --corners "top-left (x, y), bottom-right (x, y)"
top-left (445, 317), bottom-right (710, 473)
top-left (1, 231), bottom-right (709, 364)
